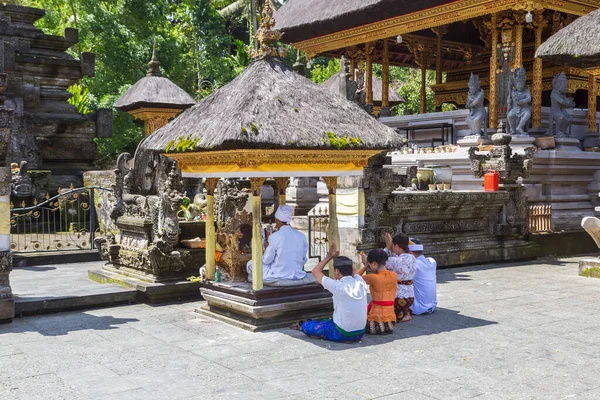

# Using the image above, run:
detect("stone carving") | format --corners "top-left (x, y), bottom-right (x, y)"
top-left (214, 179), bottom-right (249, 230)
top-left (548, 72), bottom-right (575, 138)
top-left (403, 219), bottom-right (488, 234)
top-left (217, 209), bottom-right (253, 281)
top-left (507, 67), bottom-right (532, 136)
top-left (10, 160), bottom-right (32, 198)
top-left (465, 73), bottom-right (487, 137)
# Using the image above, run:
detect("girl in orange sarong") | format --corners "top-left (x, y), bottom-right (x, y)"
top-left (359, 249), bottom-right (398, 334)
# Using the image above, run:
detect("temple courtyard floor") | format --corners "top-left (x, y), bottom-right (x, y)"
top-left (2, 256), bottom-right (600, 399)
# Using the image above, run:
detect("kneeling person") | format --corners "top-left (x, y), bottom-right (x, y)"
top-left (246, 205), bottom-right (307, 282)
top-left (409, 239), bottom-right (437, 315)
top-left (292, 241), bottom-right (368, 343)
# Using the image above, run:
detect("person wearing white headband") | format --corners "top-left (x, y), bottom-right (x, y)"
top-left (409, 238), bottom-right (437, 315)
top-left (247, 205), bottom-right (308, 282)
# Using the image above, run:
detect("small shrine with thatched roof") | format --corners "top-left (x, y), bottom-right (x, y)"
top-left (114, 46), bottom-right (196, 136)
top-left (93, 0), bottom-right (401, 329)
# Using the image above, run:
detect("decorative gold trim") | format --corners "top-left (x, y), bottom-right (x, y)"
top-left (205, 178), bottom-right (219, 196)
top-left (295, 0), bottom-right (600, 57)
top-left (167, 149), bottom-right (382, 170)
top-left (323, 177), bottom-right (338, 195)
top-left (249, 178), bottom-right (266, 196)
top-left (273, 177), bottom-right (290, 195)
top-left (128, 107), bottom-right (182, 136)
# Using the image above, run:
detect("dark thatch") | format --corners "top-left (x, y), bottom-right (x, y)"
top-left (114, 56), bottom-right (195, 112)
top-left (322, 74), bottom-right (404, 106)
top-left (140, 57), bottom-right (402, 153)
top-left (274, 0), bottom-right (449, 43)
top-left (535, 9), bottom-right (600, 69)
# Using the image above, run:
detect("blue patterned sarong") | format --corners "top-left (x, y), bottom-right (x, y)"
top-left (300, 319), bottom-right (364, 343)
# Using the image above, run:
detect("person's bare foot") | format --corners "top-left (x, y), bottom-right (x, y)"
top-left (399, 314), bottom-right (412, 322)
top-left (290, 321), bottom-right (304, 330)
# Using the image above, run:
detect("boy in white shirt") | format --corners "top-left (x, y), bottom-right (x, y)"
top-left (291, 241), bottom-right (368, 342)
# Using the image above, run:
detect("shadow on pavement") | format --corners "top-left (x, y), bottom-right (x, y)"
top-left (281, 307), bottom-right (496, 350)
top-left (0, 312), bottom-right (139, 337)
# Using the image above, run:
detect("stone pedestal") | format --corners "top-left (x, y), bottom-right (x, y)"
top-left (583, 132), bottom-right (600, 151)
top-left (0, 251), bottom-right (14, 323)
top-left (509, 135), bottom-right (536, 154)
top-left (554, 137), bottom-right (582, 152)
top-left (197, 281), bottom-right (333, 331)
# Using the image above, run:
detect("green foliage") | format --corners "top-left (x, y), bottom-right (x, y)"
top-left (325, 131), bottom-right (364, 149)
top-left (308, 58), bottom-right (338, 84)
top-left (67, 83), bottom-right (91, 114)
top-left (20, 0), bottom-right (242, 167)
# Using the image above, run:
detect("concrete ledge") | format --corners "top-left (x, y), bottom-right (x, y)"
top-left (0, 299), bottom-right (15, 323)
top-left (89, 269), bottom-right (202, 304)
top-left (15, 291), bottom-right (137, 317)
top-left (13, 250), bottom-right (101, 268)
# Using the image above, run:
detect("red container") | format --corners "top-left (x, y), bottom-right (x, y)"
top-left (484, 170), bottom-right (499, 192)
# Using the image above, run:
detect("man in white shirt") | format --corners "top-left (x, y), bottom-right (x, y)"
top-left (246, 205), bottom-right (308, 282)
top-left (409, 239), bottom-right (438, 315)
top-left (291, 241), bottom-right (368, 343)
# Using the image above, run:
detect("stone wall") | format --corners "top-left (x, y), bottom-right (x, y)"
top-left (1, 4), bottom-right (111, 191)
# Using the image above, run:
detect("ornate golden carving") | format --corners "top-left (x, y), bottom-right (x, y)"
top-left (407, 40), bottom-right (435, 114)
top-left (273, 177), bottom-right (290, 195)
top-left (365, 42), bottom-right (374, 105)
top-left (323, 177), bottom-right (338, 195)
top-left (488, 14), bottom-right (499, 129)
top-left (128, 107), bottom-right (182, 136)
top-left (294, 0), bottom-right (600, 57)
top-left (589, 75), bottom-right (598, 132)
top-left (205, 178), bottom-right (219, 196)
top-left (432, 26), bottom-right (448, 85)
top-left (251, 0), bottom-right (285, 59)
top-left (169, 149), bottom-right (381, 172)
top-left (512, 1), bottom-right (544, 11)
top-left (531, 11), bottom-right (547, 129)
top-left (513, 13), bottom-right (526, 68)
top-left (382, 39), bottom-right (390, 108)
top-left (249, 178), bottom-right (266, 196)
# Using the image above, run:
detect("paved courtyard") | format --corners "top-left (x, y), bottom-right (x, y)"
top-left (2, 257), bottom-right (600, 399)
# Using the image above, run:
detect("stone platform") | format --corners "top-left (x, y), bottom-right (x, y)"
top-left (579, 257), bottom-right (600, 278)
top-left (88, 268), bottom-right (202, 304)
top-left (197, 281), bottom-right (333, 331)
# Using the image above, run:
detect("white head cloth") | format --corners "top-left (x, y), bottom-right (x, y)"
top-left (409, 238), bottom-right (424, 252)
top-left (275, 205), bottom-right (293, 223)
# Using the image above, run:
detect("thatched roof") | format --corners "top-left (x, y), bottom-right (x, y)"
top-left (535, 10), bottom-right (600, 69)
top-left (274, 0), bottom-right (449, 43)
top-left (115, 54), bottom-right (195, 112)
top-left (322, 74), bottom-right (404, 105)
top-left (140, 57), bottom-right (402, 153)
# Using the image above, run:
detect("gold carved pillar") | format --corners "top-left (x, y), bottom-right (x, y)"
top-left (274, 177), bottom-right (289, 206)
top-left (323, 177), bottom-right (339, 278)
top-left (589, 74), bottom-right (598, 133)
top-left (432, 26), bottom-right (448, 86)
top-left (204, 178), bottom-right (219, 280)
top-left (349, 56), bottom-right (356, 81)
top-left (365, 42), bottom-right (374, 106)
top-left (487, 14), bottom-right (499, 129)
top-left (408, 41), bottom-right (434, 114)
top-left (513, 13), bottom-right (526, 69)
top-left (249, 178), bottom-right (266, 291)
top-left (532, 12), bottom-right (547, 129)
top-left (381, 39), bottom-right (390, 114)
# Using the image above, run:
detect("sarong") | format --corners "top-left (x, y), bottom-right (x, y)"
top-left (366, 320), bottom-right (395, 334)
top-left (394, 297), bottom-right (415, 322)
top-left (300, 319), bottom-right (364, 343)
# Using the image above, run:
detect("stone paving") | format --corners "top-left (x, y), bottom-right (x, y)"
top-left (2, 257), bottom-right (600, 399)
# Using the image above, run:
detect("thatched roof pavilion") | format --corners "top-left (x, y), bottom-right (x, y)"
top-left (115, 50), bottom-right (195, 135)
top-left (140, 56), bottom-right (402, 178)
top-left (321, 73), bottom-right (404, 107)
top-left (535, 9), bottom-right (600, 69)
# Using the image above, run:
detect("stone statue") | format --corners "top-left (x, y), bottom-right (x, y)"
top-left (507, 67), bottom-right (532, 136)
top-left (548, 72), bottom-right (575, 137)
top-left (11, 161), bottom-right (33, 199)
top-left (465, 73), bottom-right (487, 137)
top-left (582, 217), bottom-right (600, 250)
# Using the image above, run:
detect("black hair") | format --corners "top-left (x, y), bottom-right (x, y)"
top-left (392, 233), bottom-right (409, 252)
top-left (367, 249), bottom-right (389, 265)
top-left (333, 256), bottom-right (354, 277)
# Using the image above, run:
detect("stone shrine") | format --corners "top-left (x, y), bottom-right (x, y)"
top-left (1, 4), bottom-right (111, 193)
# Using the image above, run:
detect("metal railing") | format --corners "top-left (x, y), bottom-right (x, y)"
top-left (10, 186), bottom-right (115, 253)
top-left (528, 204), bottom-right (552, 233)
top-left (307, 207), bottom-right (329, 262)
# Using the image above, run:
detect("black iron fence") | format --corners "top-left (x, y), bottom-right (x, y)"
top-left (10, 186), bottom-right (115, 253)
top-left (307, 207), bottom-right (329, 262)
